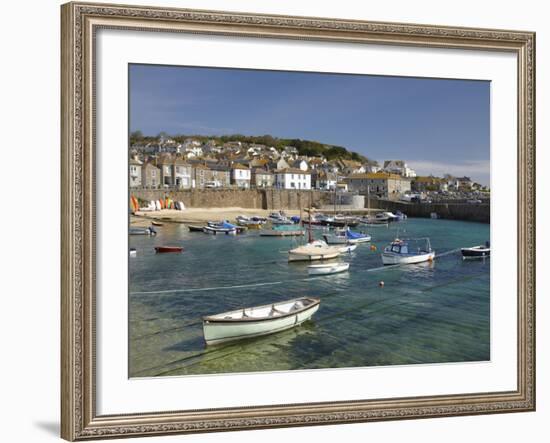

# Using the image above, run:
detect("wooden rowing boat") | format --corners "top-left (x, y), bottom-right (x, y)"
top-left (202, 297), bottom-right (320, 345)
top-left (154, 246), bottom-right (183, 253)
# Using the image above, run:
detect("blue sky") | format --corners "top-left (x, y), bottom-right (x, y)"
top-left (130, 64), bottom-right (490, 185)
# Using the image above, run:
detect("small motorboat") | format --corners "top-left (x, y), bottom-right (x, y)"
top-left (202, 297), bottom-right (320, 345)
top-left (308, 262), bottom-right (350, 276)
top-left (323, 228), bottom-right (371, 244)
top-left (187, 224), bottom-right (205, 232)
top-left (381, 238), bottom-right (435, 265)
top-left (154, 246), bottom-right (183, 253)
top-left (461, 242), bottom-right (490, 259)
top-left (288, 240), bottom-right (342, 262)
top-left (129, 248), bottom-right (137, 257)
top-left (129, 226), bottom-right (156, 236)
top-left (203, 225), bottom-right (237, 235)
top-left (207, 220), bottom-right (246, 234)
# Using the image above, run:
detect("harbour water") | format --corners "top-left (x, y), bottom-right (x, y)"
top-left (129, 218), bottom-right (490, 377)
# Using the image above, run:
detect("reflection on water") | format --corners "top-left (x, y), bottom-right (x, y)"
top-left (129, 218), bottom-right (490, 377)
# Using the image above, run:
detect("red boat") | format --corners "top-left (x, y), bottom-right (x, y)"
top-left (154, 246), bottom-right (184, 253)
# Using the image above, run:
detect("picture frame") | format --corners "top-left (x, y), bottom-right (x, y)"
top-left (61, 1), bottom-right (536, 440)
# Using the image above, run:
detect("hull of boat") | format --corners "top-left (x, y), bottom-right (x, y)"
top-left (308, 263), bottom-right (349, 275)
top-left (461, 247), bottom-right (490, 258)
top-left (203, 299), bottom-right (320, 345)
top-left (187, 225), bottom-right (204, 232)
top-left (338, 244), bottom-right (357, 253)
top-left (154, 246), bottom-right (183, 253)
top-left (260, 230), bottom-right (305, 237)
top-left (382, 251), bottom-right (435, 265)
top-left (288, 251), bottom-right (340, 262)
top-left (203, 226), bottom-right (237, 235)
top-left (322, 235), bottom-right (349, 244)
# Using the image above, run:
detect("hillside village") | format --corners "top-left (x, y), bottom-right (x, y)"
top-left (129, 135), bottom-right (489, 201)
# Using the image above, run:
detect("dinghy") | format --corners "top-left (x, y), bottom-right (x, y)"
top-left (129, 227), bottom-right (156, 236)
top-left (461, 242), bottom-right (490, 259)
top-left (202, 297), bottom-right (320, 345)
top-left (337, 243), bottom-right (357, 253)
top-left (308, 262), bottom-right (349, 276)
top-left (381, 238), bottom-right (435, 265)
top-left (187, 225), bottom-right (204, 232)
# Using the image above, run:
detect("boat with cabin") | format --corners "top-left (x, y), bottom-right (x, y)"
top-left (323, 227), bottom-right (371, 244)
top-left (129, 226), bottom-right (156, 236)
top-left (381, 237), bottom-right (435, 265)
top-left (202, 297), bottom-right (320, 345)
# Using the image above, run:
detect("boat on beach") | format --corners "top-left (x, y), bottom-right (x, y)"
top-left (202, 297), bottom-right (321, 345)
top-left (307, 262), bottom-right (349, 276)
top-left (381, 237), bottom-right (435, 265)
top-left (151, 221), bottom-right (164, 226)
top-left (461, 242), bottom-right (490, 259)
top-left (187, 224), bottom-right (205, 232)
top-left (154, 246), bottom-right (184, 253)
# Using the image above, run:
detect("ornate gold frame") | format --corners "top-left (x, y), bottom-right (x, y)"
top-left (61, 2), bottom-right (536, 440)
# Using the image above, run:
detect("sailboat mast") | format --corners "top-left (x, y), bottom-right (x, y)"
top-left (308, 192), bottom-right (313, 243)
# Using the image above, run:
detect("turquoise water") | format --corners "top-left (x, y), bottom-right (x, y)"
top-left (129, 218), bottom-right (490, 377)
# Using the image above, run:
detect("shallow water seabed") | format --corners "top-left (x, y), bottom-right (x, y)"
top-left (129, 218), bottom-right (490, 377)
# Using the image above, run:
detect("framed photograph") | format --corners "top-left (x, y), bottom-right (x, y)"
top-left (61, 1), bottom-right (536, 440)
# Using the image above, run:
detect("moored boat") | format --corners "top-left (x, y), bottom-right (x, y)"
top-left (129, 226), bottom-right (156, 236)
top-left (260, 225), bottom-right (305, 236)
top-left (381, 237), bottom-right (435, 265)
top-left (307, 262), bottom-right (349, 275)
top-left (323, 227), bottom-right (371, 244)
top-left (461, 242), bottom-right (490, 259)
top-left (288, 240), bottom-right (342, 262)
top-left (187, 224), bottom-right (205, 232)
top-left (151, 221), bottom-right (164, 226)
top-left (203, 225), bottom-right (237, 235)
top-left (202, 297), bottom-right (320, 345)
top-left (154, 246), bottom-right (184, 253)
top-left (129, 248), bottom-right (137, 257)
top-left (337, 243), bottom-right (357, 253)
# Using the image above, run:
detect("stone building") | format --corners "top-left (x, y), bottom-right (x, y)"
top-left (346, 172), bottom-right (411, 199)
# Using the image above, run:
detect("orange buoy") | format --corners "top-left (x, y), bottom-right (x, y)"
top-left (370, 245), bottom-right (377, 251)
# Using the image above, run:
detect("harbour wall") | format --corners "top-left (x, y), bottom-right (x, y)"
top-left (131, 188), bottom-right (331, 210)
top-left (372, 199), bottom-right (490, 224)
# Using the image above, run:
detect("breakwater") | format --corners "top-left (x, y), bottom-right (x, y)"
top-left (131, 188), bottom-right (330, 211)
top-left (374, 199), bottom-right (490, 223)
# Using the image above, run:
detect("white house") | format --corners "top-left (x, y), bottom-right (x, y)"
top-left (274, 168), bottom-right (312, 190)
top-left (383, 160), bottom-right (417, 178)
top-left (293, 159), bottom-right (309, 171)
top-left (231, 164), bottom-right (251, 188)
top-left (129, 157), bottom-right (142, 188)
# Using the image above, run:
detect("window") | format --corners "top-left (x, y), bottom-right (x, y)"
top-left (151, 170), bottom-right (156, 177)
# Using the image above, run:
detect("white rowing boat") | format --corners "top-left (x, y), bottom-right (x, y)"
top-left (202, 297), bottom-right (320, 345)
top-left (307, 262), bottom-right (350, 275)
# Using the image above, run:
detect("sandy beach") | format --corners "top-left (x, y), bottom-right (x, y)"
top-left (131, 207), bottom-right (302, 227)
